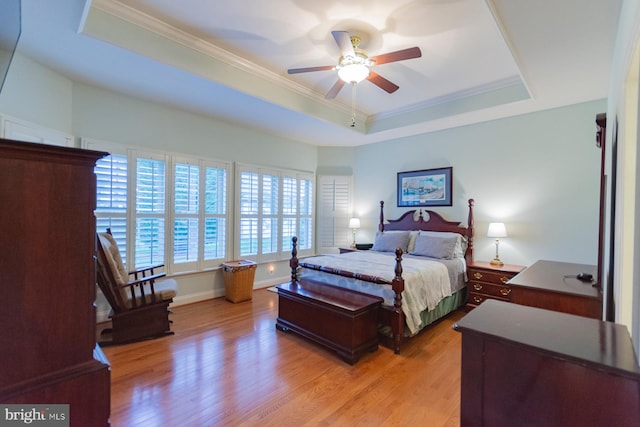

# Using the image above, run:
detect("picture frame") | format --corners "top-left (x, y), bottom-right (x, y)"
top-left (397, 167), bottom-right (452, 207)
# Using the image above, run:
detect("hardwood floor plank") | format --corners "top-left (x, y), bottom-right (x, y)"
top-left (103, 289), bottom-right (464, 426)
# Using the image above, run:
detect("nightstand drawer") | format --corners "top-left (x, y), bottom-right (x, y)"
top-left (469, 281), bottom-right (512, 298)
top-left (468, 268), bottom-right (514, 285)
top-left (468, 292), bottom-right (508, 306)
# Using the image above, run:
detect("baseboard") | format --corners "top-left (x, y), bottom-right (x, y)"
top-left (96, 276), bottom-right (288, 323)
top-left (173, 289), bottom-right (219, 306)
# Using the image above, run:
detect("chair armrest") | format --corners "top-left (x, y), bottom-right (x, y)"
top-left (126, 272), bottom-right (167, 287)
top-left (128, 264), bottom-right (165, 275)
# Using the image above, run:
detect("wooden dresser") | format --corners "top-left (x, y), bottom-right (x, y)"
top-left (454, 300), bottom-right (640, 426)
top-left (0, 139), bottom-right (110, 426)
top-left (465, 261), bottom-right (525, 311)
top-left (509, 260), bottom-right (602, 318)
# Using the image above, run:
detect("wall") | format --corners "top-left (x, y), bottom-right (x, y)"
top-left (319, 100), bottom-right (606, 268)
top-left (0, 55), bottom-right (73, 132)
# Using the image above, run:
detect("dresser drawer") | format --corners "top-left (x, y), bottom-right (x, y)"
top-left (469, 281), bottom-right (512, 299)
top-left (468, 268), bottom-right (514, 285)
top-left (468, 292), bottom-right (509, 306)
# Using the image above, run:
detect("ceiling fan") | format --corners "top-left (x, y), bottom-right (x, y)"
top-left (288, 30), bottom-right (422, 100)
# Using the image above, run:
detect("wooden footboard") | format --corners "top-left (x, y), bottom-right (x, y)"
top-left (289, 236), bottom-right (406, 354)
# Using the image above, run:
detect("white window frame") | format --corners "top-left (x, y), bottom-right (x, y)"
top-left (316, 175), bottom-right (354, 253)
top-left (171, 156), bottom-right (231, 273)
top-left (236, 163), bottom-right (314, 263)
top-left (132, 149), bottom-right (169, 270)
top-left (85, 138), bottom-right (130, 265)
top-left (83, 138), bottom-right (231, 274)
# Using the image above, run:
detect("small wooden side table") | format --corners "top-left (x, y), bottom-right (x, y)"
top-left (466, 261), bottom-right (525, 311)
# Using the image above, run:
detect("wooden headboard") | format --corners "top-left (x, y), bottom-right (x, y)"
top-left (378, 199), bottom-right (475, 263)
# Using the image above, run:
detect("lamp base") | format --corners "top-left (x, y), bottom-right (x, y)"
top-left (490, 257), bottom-right (504, 266)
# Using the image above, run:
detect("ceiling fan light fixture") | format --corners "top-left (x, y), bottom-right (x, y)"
top-left (337, 63), bottom-right (370, 83)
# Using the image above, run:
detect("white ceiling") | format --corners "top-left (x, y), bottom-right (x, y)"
top-left (15, 0), bottom-right (621, 146)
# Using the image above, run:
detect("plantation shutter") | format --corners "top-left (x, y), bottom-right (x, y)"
top-left (298, 177), bottom-right (314, 252)
top-left (262, 173), bottom-right (279, 255)
top-left (237, 164), bottom-right (314, 261)
top-left (174, 162), bottom-right (199, 265)
top-left (204, 165), bottom-right (227, 262)
top-left (135, 156), bottom-right (166, 268)
top-left (317, 175), bottom-right (352, 253)
top-left (239, 170), bottom-right (259, 257)
top-left (94, 153), bottom-right (128, 263)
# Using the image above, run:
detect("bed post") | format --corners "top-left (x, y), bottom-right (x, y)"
top-left (290, 236), bottom-right (298, 281)
top-left (391, 247), bottom-right (405, 354)
top-left (379, 200), bottom-right (385, 232)
top-left (466, 199), bottom-right (475, 264)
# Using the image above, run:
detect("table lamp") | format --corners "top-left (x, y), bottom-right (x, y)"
top-left (487, 222), bottom-right (507, 266)
top-left (348, 217), bottom-right (360, 248)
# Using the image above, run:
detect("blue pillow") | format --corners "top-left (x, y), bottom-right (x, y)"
top-left (372, 231), bottom-right (411, 253)
top-left (410, 234), bottom-right (458, 259)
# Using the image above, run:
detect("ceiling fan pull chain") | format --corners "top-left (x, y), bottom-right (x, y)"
top-left (350, 82), bottom-right (357, 127)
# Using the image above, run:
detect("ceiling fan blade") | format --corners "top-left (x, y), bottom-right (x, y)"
top-left (370, 47), bottom-right (422, 65)
top-left (367, 71), bottom-right (399, 94)
top-left (332, 30), bottom-right (355, 57)
top-left (325, 79), bottom-right (346, 99)
top-left (288, 65), bottom-right (335, 74)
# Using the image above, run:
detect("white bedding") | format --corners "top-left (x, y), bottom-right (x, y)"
top-left (298, 251), bottom-right (465, 335)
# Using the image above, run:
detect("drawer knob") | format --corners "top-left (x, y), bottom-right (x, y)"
top-left (473, 284), bottom-right (482, 291)
top-left (473, 296), bottom-right (483, 304)
top-left (500, 276), bottom-right (509, 284)
top-left (499, 288), bottom-right (512, 296)
top-left (473, 272), bottom-right (483, 280)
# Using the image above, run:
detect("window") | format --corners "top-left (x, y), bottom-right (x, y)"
top-left (135, 155), bottom-right (166, 269)
top-left (85, 138), bottom-right (230, 274)
top-left (173, 158), bottom-right (228, 272)
top-left (94, 151), bottom-right (129, 262)
top-left (203, 165), bottom-right (227, 262)
top-left (174, 162), bottom-right (199, 264)
top-left (316, 175), bottom-right (353, 253)
top-left (237, 164), bottom-right (314, 262)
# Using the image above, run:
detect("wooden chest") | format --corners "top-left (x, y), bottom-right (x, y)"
top-left (276, 280), bottom-right (383, 364)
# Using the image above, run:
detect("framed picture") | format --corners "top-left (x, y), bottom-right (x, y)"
top-left (397, 167), bottom-right (452, 207)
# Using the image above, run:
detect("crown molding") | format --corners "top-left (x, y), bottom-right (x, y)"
top-left (91, 0), bottom-right (357, 118)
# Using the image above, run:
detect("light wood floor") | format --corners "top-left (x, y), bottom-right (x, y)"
top-left (102, 288), bottom-right (464, 426)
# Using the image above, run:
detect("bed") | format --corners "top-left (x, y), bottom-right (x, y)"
top-left (288, 199), bottom-right (475, 354)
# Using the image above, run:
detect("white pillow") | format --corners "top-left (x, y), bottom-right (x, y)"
top-left (407, 230), bottom-right (419, 253)
top-left (419, 230), bottom-right (467, 258)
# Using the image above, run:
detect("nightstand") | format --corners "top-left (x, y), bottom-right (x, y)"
top-left (339, 244), bottom-right (372, 254)
top-left (339, 247), bottom-right (357, 254)
top-left (466, 261), bottom-right (525, 311)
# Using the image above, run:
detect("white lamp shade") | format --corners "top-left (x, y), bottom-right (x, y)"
top-left (487, 222), bottom-right (507, 238)
top-left (338, 64), bottom-right (370, 83)
top-left (348, 218), bottom-right (361, 229)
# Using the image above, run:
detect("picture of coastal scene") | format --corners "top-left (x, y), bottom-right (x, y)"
top-left (401, 173), bottom-right (446, 203)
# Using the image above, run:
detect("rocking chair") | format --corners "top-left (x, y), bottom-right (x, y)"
top-left (96, 231), bottom-right (177, 345)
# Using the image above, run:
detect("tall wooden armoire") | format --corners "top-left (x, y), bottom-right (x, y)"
top-left (0, 139), bottom-right (111, 426)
